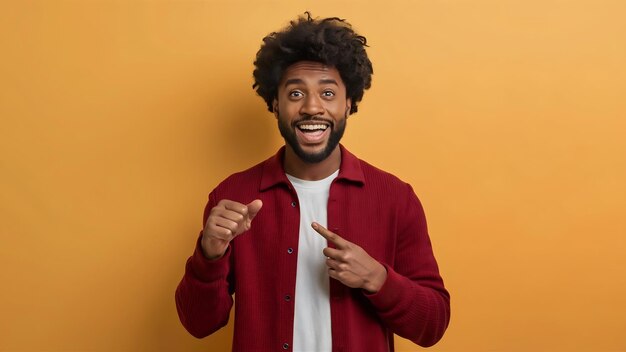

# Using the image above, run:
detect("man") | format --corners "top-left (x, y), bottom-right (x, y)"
top-left (176, 13), bottom-right (450, 351)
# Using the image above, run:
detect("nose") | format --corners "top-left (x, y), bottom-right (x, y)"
top-left (299, 94), bottom-right (324, 116)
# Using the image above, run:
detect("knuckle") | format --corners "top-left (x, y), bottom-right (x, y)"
top-left (208, 232), bottom-right (223, 241)
top-left (204, 231), bottom-right (219, 240)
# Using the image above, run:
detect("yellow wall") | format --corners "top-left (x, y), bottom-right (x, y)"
top-left (1, 1), bottom-right (625, 351)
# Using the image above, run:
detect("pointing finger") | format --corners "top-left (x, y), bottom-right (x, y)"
top-left (311, 222), bottom-right (348, 249)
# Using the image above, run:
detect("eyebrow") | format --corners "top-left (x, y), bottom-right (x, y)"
top-left (283, 78), bottom-right (339, 87)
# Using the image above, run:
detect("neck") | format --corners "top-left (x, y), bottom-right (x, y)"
top-left (283, 145), bottom-right (341, 181)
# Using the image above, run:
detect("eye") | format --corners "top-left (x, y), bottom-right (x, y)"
top-left (289, 90), bottom-right (304, 98)
top-left (322, 90), bottom-right (335, 98)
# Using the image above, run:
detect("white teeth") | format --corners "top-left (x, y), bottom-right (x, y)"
top-left (298, 124), bottom-right (328, 131)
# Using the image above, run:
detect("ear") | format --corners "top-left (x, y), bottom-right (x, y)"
top-left (272, 98), bottom-right (279, 118)
top-left (345, 98), bottom-right (352, 117)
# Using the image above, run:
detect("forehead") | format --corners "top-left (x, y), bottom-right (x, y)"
top-left (280, 61), bottom-right (344, 86)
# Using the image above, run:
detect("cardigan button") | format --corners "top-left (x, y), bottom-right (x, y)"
top-left (291, 201), bottom-right (297, 207)
top-left (287, 247), bottom-right (294, 254)
top-left (284, 294), bottom-right (291, 301)
top-left (283, 342), bottom-right (290, 349)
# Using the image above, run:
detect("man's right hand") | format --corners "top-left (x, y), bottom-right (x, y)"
top-left (201, 199), bottom-right (263, 260)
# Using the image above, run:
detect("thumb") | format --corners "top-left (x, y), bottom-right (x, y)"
top-left (246, 199), bottom-right (263, 221)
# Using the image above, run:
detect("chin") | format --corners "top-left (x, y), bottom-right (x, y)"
top-left (295, 144), bottom-right (337, 164)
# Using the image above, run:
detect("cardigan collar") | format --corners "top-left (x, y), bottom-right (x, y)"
top-left (259, 144), bottom-right (365, 191)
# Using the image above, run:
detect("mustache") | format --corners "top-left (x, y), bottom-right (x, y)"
top-left (292, 115), bottom-right (333, 125)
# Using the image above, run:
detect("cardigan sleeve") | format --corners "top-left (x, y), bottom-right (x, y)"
top-left (175, 192), bottom-right (235, 338)
top-left (365, 183), bottom-right (451, 347)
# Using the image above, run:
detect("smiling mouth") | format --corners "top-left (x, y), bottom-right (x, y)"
top-left (294, 121), bottom-right (331, 144)
top-left (296, 123), bottom-right (329, 133)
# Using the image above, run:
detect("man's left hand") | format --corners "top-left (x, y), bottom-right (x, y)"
top-left (312, 222), bottom-right (387, 293)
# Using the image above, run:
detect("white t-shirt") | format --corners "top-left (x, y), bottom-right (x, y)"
top-left (286, 170), bottom-right (338, 352)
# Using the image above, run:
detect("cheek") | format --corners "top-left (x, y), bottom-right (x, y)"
top-left (330, 101), bottom-right (349, 116)
top-left (280, 101), bottom-right (301, 115)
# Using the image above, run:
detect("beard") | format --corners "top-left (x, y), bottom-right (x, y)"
top-left (277, 114), bottom-right (347, 164)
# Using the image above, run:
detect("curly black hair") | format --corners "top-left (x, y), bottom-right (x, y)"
top-left (253, 12), bottom-right (373, 114)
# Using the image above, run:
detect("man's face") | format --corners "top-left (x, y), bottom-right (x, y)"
top-left (273, 61), bottom-right (352, 164)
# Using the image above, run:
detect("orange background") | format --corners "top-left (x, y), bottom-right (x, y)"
top-left (1, 1), bottom-right (625, 351)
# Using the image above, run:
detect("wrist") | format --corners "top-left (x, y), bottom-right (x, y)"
top-left (201, 237), bottom-right (227, 261)
top-left (364, 263), bottom-right (388, 293)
